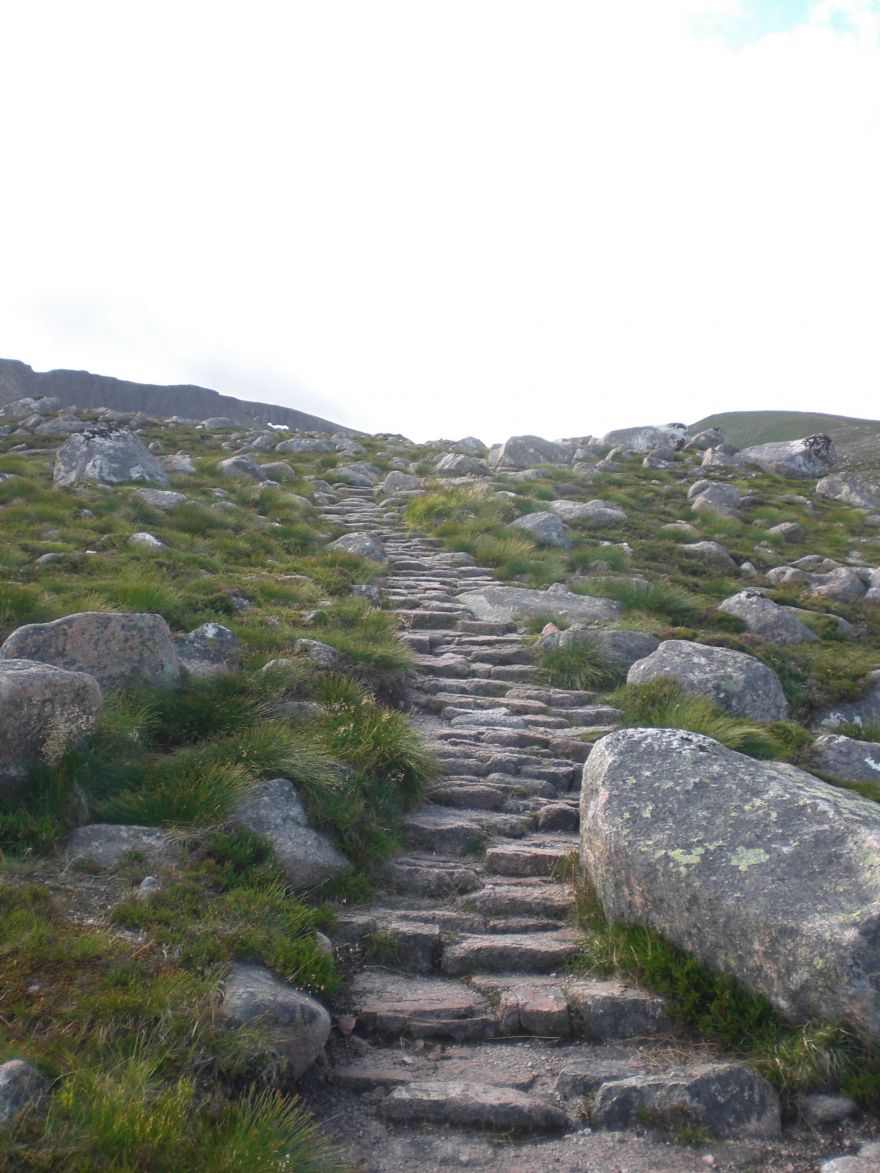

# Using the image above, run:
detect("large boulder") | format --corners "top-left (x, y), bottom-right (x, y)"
top-left (325, 531), bottom-right (387, 563)
top-left (456, 585), bottom-right (621, 627)
top-left (0, 612), bottom-right (182, 690)
top-left (54, 427), bottom-right (170, 488)
top-left (718, 590), bottom-right (817, 646)
top-left (0, 660), bottom-right (102, 784)
top-left (601, 424), bottom-right (687, 454)
top-left (488, 436), bottom-right (568, 469)
top-left (232, 777), bottom-right (350, 889)
top-left (626, 639), bottom-right (788, 720)
top-left (218, 454), bottom-right (264, 480)
top-left (815, 474), bottom-right (880, 512)
top-left (580, 728), bottom-right (880, 1041)
top-left (738, 434), bottom-right (836, 478)
top-left (434, 453), bottom-right (489, 476)
top-left (217, 962), bottom-right (331, 1080)
top-left (548, 499), bottom-right (628, 526)
top-left (509, 511), bottom-right (571, 548)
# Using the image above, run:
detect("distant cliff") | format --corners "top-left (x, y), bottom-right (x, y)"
top-left (0, 359), bottom-right (356, 434)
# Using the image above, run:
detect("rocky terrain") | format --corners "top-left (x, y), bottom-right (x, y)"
top-left (2, 402), bottom-right (880, 1170)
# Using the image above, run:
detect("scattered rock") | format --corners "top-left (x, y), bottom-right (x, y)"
top-left (217, 962), bottom-right (331, 1080)
top-left (549, 499), bottom-right (628, 525)
top-left (158, 453), bottom-right (197, 475)
top-left (488, 436), bottom-right (569, 469)
top-left (815, 474), bottom-right (880, 512)
top-left (54, 427), bottom-right (170, 488)
top-left (434, 453), bottom-right (489, 476)
top-left (133, 488), bottom-right (187, 510)
top-left (510, 511), bottom-right (571, 548)
top-left (0, 659), bottom-right (102, 784)
top-left (1, 612), bottom-right (182, 690)
top-left (591, 1063), bottom-right (780, 1139)
top-left (232, 777), bottom-right (350, 888)
top-left (718, 590), bottom-right (817, 645)
top-left (67, 824), bottom-right (181, 870)
top-left (739, 434), bottom-right (836, 478)
top-left (174, 623), bottom-right (238, 677)
top-left (601, 424), bottom-right (687, 453)
top-left (581, 728), bottom-right (880, 1041)
top-left (626, 639), bottom-right (788, 720)
top-left (813, 734), bottom-right (880, 783)
top-left (326, 531), bottom-right (387, 563)
top-left (218, 454), bottom-right (264, 480)
top-left (0, 1059), bottom-right (49, 1125)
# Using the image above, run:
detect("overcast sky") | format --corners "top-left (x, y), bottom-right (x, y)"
top-left (2, 1), bottom-right (878, 442)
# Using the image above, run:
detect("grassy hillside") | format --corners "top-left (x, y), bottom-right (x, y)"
top-left (690, 410), bottom-right (880, 476)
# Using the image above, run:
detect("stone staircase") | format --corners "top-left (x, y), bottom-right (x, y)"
top-left (304, 486), bottom-right (865, 1172)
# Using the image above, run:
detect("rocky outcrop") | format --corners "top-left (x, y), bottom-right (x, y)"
top-left (217, 962), bottom-right (331, 1080)
top-left (1, 612), bottom-right (182, 690)
top-left (739, 434), bottom-right (836, 478)
top-left (580, 728), bottom-right (880, 1041)
top-left (53, 427), bottom-right (170, 488)
top-left (626, 639), bottom-right (789, 720)
top-left (0, 659), bottom-right (102, 784)
top-left (0, 357), bottom-right (353, 433)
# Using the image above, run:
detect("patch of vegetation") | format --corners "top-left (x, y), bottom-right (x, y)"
top-left (572, 880), bottom-right (880, 1101)
top-left (608, 678), bottom-right (812, 762)
top-left (535, 637), bottom-right (625, 691)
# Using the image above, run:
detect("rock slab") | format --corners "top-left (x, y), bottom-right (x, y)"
top-left (581, 728), bottom-right (880, 1042)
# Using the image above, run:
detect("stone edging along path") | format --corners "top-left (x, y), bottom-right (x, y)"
top-left (302, 485), bottom-right (876, 1173)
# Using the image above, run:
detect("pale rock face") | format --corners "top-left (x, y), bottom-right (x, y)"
top-left (54, 427), bottom-right (170, 488)
top-left (434, 453), bottom-right (489, 476)
top-left (738, 433), bottom-right (836, 478)
top-left (626, 639), bottom-right (788, 720)
top-left (548, 499), bottom-right (628, 525)
top-left (217, 454), bottom-right (263, 480)
top-left (580, 728), bottom-right (880, 1042)
top-left (0, 612), bottom-right (182, 690)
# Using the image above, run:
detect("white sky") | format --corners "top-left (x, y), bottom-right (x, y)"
top-left (1, 0), bottom-right (878, 443)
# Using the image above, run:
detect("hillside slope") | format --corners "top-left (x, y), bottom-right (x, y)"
top-left (690, 409), bottom-right (880, 475)
top-left (0, 357), bottom-right (356, 434)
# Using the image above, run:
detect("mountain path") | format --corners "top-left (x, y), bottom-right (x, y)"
top-left (302, 485), bottom-right (872, 1173)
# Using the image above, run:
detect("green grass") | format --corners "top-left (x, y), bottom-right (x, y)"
top-left (535, 637), bottom-right (625, 691)
top-left (608, 679), bottom-right (812, 762)
top-left (571, 576), bottom-right (702, 625)
top-left (572, 881), bottom-right (879, 1101)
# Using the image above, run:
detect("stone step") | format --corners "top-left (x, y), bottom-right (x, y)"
top-left (397, 611), bottom-right (468, 630)
top-left (380, 1080), bottom-right (569, 1131)
top-left (426, 781), bottom-right (508, 810)
top-left (385, 855), bottom-right (483, 897)
top-left (441, 929), bottom-right (579, 976)
top-left (457, 619), bottom-right (516, 635)
top-left (401, 806), bottom-right (533, 853)
top-left (349, 970), bottom-right (498, 1040)
top-left (507, 685), bottom-right (598, 707)
top-left (485, 837), bottom-right (579, 877)
top-left (468, 975), bottom-right (672, 1040)
top-left (459, 880), bottom-right (575, 919)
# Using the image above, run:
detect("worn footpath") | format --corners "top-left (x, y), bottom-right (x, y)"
top-left (300, 485), bottom-right (878, 1173)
